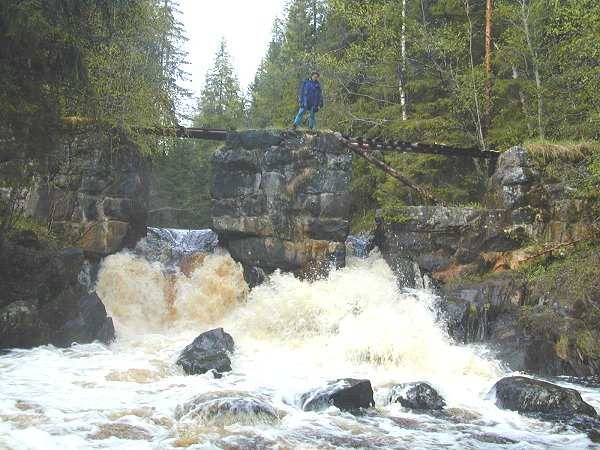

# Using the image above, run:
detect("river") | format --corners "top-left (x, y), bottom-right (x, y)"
top-left (0, 229), bottom-right (598, 449)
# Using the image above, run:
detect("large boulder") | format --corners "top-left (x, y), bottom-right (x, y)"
top-left (300, 378), bottom-right (374, 412)
top-left (174, 391), bottom-right (279, 426)
top-left (176, 328), bottom-right (235, 375)
top-left (491, 376), bottom-right (597, 417)
top-left (389, 382), bottom-right (446, 411)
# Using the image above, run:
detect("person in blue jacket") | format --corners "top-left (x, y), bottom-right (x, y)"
top-left (292, 71), bottom-right (324, 130)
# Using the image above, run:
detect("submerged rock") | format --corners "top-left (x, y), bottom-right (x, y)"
top-left (491, 376), bottom-right (597, 417)
top-left (389, 382), bottom-right (446, 411)
top-left (176, 328), bottom-right (234, 375)
top-left (300, 378), bottom-right (374, 412)
top-left (175, 391), bottom-right (279, 425)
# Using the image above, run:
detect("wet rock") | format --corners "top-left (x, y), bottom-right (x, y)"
top-left (54, 293), bottom-right (115, 346)
top-left (300, 378), bottom-right (374, 412)
top-left (472, 433), bottom-right (517, 445)
top-left (242, 265), bottom-right (267, 289)
top-left (345, 233), bottom-right (375, 258)
top-left (175, 391), bottom-right (279, 425)
top-left (176, 328), bottom-right (234, 375)
top-left (491, 376), bottom-right (597, 417)
top-left (0, 240), bottom-right (115, 349)
top-left (389, 382), bottom-right (446, 411)
top-left (88, 423), bottom-right (152, 441)
top-left (441, 272), bottom-right (530, 371)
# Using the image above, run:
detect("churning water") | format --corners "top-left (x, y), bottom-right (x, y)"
top-left (1, 230), bottom-right (599, 449)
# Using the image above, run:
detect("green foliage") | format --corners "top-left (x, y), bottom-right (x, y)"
top-left (6, 215), bottom-right (59, 248)
top-left (517, 243), bottom-right (600, 361)
top-left (151, 140), bottom-right (215, 229)
top-left (196, 39), bottom-right (244, 129)
top-left (0, 0), bottom-right (187, 157)
top-left (151, 39), bottom-right (244, 228)
top-left (350, 209), bottom-right (376, 234)
top-left (245, 0), bottom-right (600, 228)
top-left (0, 0), bottom-right (188, 235)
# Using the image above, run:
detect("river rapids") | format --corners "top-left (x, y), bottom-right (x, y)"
top-left (0, 229), bottom-right (599, 449)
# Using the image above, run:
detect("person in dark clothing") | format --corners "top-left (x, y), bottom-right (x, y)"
top-left (292, 71), bottom-right (324, 130)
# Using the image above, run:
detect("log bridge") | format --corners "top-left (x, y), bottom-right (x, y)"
top-left (59, 119), bottom-right (500, 204)
top-left (145, 126), bottom-right (500, 159)
top-left (146, 126), bottom-right (499, 205)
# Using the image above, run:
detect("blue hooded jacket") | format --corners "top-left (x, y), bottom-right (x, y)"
top-left (299, 78), bottom-right (324, 111)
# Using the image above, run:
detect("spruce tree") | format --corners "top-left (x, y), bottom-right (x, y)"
top-left (195, 38), bottom-right (244, 129)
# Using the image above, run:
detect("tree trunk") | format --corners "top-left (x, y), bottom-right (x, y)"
top-left (399, 0), bottom-right (408, 121)
top-left (334, 133), bottom-right (443, 205)
top-left (521, 0), bottom-right (545, 140)
top-left (464, 0), bottom-right (486, 150)
top-left (512, 65), bottom-right (533, 135)
top-left (484, 0), bottom-right (493, 127)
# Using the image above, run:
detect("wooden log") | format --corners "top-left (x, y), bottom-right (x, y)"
top-left (335, 133), bottom-right (443, 205)
top-left (59, 117), bottom-right (498, 158)
top-left (142, 126), bottom-right (227, 141)
top-left (344, 135), bottom-right (499, 159)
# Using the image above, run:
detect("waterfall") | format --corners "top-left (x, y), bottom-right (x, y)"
top-left (0, 228), bottom-right (597, 449)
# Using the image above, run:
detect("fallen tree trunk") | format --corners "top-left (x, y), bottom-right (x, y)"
top-left (334, 133), bottom-right (444, 206)
top-left (343, 136), bottom-right (499, 159)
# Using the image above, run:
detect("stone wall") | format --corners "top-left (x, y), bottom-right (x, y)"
top-left (211, 130), bottom-right (352, 283)
top-left (25, 129), bottom-right (150, 257)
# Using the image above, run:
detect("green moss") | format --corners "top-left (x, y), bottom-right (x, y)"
top-left (443, 270), bottom-right (514, 291)
top-left (519, 307), bottom-right (565, 341)
top-left (382, 212), bottom-right (413, 225)
top-left (520, 243), bottom-right (600, 307)
top-left (575, 330), bottom-right (600, 359)
top-left (555, 334), bottom-right (570, 360)
top-left (7, 215), bottom-right (58, 246)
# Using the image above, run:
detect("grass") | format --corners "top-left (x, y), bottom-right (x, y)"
top-left (350, 209), bottom-right (376, 233)
top-left (524, 139), bottom-right (600, 161)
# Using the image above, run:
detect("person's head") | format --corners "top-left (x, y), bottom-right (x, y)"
top-left (310, 71), bottom-right (320, 81)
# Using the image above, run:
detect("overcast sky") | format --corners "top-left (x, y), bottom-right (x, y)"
top-left (178, 0), bottom-right (286, 115)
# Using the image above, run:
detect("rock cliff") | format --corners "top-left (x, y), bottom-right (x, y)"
top-left (2, 128), bottom-right (149, 349)
top-left (25, 129), bottom-right (150, 257)
top-left (375, 146), bottom-right (598, 376)
top-left (211, 130), bottom-right (352, 283)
